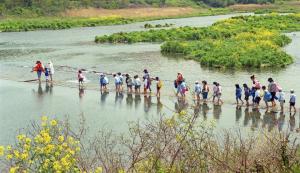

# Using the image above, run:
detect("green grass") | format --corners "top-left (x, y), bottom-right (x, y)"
top-left (95, 14), bottom-right (300, 69)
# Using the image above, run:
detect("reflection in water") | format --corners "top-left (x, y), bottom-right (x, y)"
top-left (126, 93), bottom-right (133, 108)
top-left (235, 105), bottom-right (242, 123)
top-left (290, 113), bottom-right (296, 132)
top-left (79, 87), bottom-right (84, 99)
top-left (100, 91), bottom-right (109, 104)
top-left (251, 108), bottom-right (261, 129)
top-left (175, 98), bottom-right (188, 113)
top-left (244, 108), bottom-right (250, 127)
top-left (32, 82), bottom-right (54, 99)
top-left (115, 92), bottom-right (124, 105)
top-left (262, 111), bottom-right (276, 132)
top-left (213, 104), bottom-right (222, 121)
top-left (157, 97), bottom-right (163, 114)
top-left (201, 103), bottom-right (209, 120)
top-left (278, 112), bottom-right (285, 132)
top-left (45, 82), bottom-right (53, 94)
top-left (144, 96), bottom-right (152, 113)
top-left (134, 94), bottom-right (141, 109)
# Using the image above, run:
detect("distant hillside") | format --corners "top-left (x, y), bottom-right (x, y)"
top-left (0, 0), bottom-right (275, 16)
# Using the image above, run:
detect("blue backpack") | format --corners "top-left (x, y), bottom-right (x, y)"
top-left (264, 91), bottom-right (272, 101)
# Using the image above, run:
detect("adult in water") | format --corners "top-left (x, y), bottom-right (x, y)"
top-left (32, 61), bottom-right (44, 83)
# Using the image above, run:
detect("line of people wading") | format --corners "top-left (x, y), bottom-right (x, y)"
top-left (32, 61), bottom-right (297, 113)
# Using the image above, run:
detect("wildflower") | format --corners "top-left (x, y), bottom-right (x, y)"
top-left (0, 146), bottom-right (4, 156)
top-left (118, 169), bottom-right (125, 173)
top-left (20, 152), bottom-right (28, 160)
top-left (25, 138), bottom-right (31, 144)
top-left (58, 135), bottom-right (64, 143)
top-left (9, 167), bottom-right (19, 173)
top-left (41, 116), bottom-right (48, 122)
top-left (6, 154), bottom-right (13, 160)
top-left (17, 134), bottom-right (26, 142)
top-left (50, 120), bottom-right (57, 126)
top-left (13, 150), bottom-right (20, 159)
top-left (75, 147), bottom-right (81, 152)
top-left (95, 167), bottom-right (103, 173)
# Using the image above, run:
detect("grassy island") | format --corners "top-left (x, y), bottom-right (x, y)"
top-left (95, 14), bottom-right (300, 69)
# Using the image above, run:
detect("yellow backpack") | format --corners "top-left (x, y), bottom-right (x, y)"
top-left (158, 80), bottom-right (163, 88)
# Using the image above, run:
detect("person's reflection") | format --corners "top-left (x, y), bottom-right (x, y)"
top-left (38, 83), bottom-right (43, 96)
top-left (277, 112), bottom-right (285, 132)
top-left (235, 105), bottom-right (242, 123)
top-left (193, 102), bottom-right (201, 117)
top-left (100, 91), bottom-right (109, 104)
top-left (175, 98), bottom-right (188, 113)
top-left (202, 103), bottom-right (209, 120)
top-left (243, 107), bottom-right (250, 127)
top-left (134, 94), bottom-right (141, 109)
top-left (115, 92), bottom-right (124, 105)
top-left (289, 112), bottom-right (296, 132)
top-left (157, 97), bottom-right (163, 114)
top-left (45, 82), bottom-right (54, 94)
top-left (262, 110), bottom-right (275, 131)
top-left (213, 104), bottom-right (222, 121)
top-left (251, 108), bottom-right (261, 129)
top-left (79, 87), bottom-right (84, 99)
top-left (144, 96), bottom-right (152, 113)
top-left (126, 93), bottom-right (133, 108)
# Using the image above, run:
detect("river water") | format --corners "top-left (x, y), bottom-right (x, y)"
top-left (0, 14), bottom-right (299, 144)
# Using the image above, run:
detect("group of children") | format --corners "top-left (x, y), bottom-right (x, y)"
top-left (32, 61), bottom-right (55, 83)
top-left (77, 70), bottom-right (297, 113)
top-left (78, 69), bottom-right (163, 97)
top-left (234, 75), bottom-right (296, 113)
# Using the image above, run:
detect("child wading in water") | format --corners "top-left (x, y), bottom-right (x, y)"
top-left (202, 81), bottom-right (209, 103)
top-left (155, 77), bottom-right (163, 98)
top-left (262, 86), bottom-right (272, 109)
top-left (235, 84), bottom-right (244, 105)
top-left (254, 88), bottom-right (261, 108)
top-left (212, 82), bottom-right (218, 103)
top-left (194, 81), bottom-right (202, 102)
top-left (180, 80), bottom-right (188, 99)
top-left (77, 70), bottom-right (84, 86)
top-left (278, 89), bottom-right (285, 113)
top-left (216, 82), bottom-right (223, 105)
top-left (290, 89), bottom-right (296, 112)
top-left (243, 84), bottom-right (250, 106)
top-left (44, 67), bottom-right (50, 82)
top-left (133, 75), bottom-right (141, 94)
top-left (113, 74), bottom-right (121, 92)
top-left (100, 73), bottom-right (109, 92)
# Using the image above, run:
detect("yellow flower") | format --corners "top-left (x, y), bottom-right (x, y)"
top-left (118, 169), bottom-right (125, 173)
top-left (17, 134), bottom-right (26, 142)
top-left (24, 144), bottom-right (30, 151)
top-left (13, 150), bottom-right (20, 159)
top-left (9, 167), bottom-right (19, 173)
top-left (67, 136), bottom-right (74, 144)
top-left (20, 152), bottom-right (28, 160)
top-left (25, 138), bottom-right (31, 144)
top-left (41, 116), bottom-right (48, 122)
top-left (0, 146), bottom-right (4, 156)
top-left (75, 147), bottom-right (81, 152)
top-left (58, 135), bottom-right (64, 143)
top-left (6, 154), bottom-right (13, 160)
top-left (50, 120), bottom-right (57, 126)
top-left (95, 167), bottom-right (103, 173)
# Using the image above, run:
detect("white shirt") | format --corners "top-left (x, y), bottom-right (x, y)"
top-left (278, 92), bottom-right (285, 101)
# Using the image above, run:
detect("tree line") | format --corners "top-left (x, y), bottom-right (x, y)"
top-left (0, 0), bottom-right (275, 16)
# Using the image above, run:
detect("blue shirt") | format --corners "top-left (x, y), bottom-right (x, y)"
top-left (290, 94), bottom-right (296, 103)
top-left (236, 88), bottom-right (242, 97)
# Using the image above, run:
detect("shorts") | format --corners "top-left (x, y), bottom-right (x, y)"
top-left (79, 78), bottom-right (83, 82)
top-left (100, 83), bottom-right (106, 87)
top-left (290, 102), bottom-right (295, 106)
top-left (236, 95), bottom-right (242, 100)
top-left (202, 92), bottom-right (208, 99)
top-left (270, 92), bottom-right (276, 101)
top-left (135, 85), bottom-right (141, 90)
top-left (157, 87), bottom-right (161, 91)
top-left (37, 71), bottom-right (42, 78)
top-left (255, 97), bottom-right (261, 104)
top-left (280, 100), bottom-right (285, 107)
top-left (217, 93), bottom-right (222, 99)
top-left (245, 95), bottom-right (249, 101)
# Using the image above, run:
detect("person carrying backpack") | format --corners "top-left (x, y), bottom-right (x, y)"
top-left (262, 86), bottom-right (272, 109)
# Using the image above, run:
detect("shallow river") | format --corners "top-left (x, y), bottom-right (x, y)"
top-left (0, 14), bottom-right (299, 144)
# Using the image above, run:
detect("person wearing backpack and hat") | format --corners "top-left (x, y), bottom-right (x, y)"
top-left (268, 77), bottom-right (278, 108)
top-left (290, 89), bottom-right (296, 113)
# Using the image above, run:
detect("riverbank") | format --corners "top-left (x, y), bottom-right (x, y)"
top-left (1, 1), bottom-right (300, 32)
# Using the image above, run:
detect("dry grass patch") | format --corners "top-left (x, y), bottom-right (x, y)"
top-left (63, 7), bottom-right (200, 18)
top-left (228, 4), bottom-right (276, 11)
